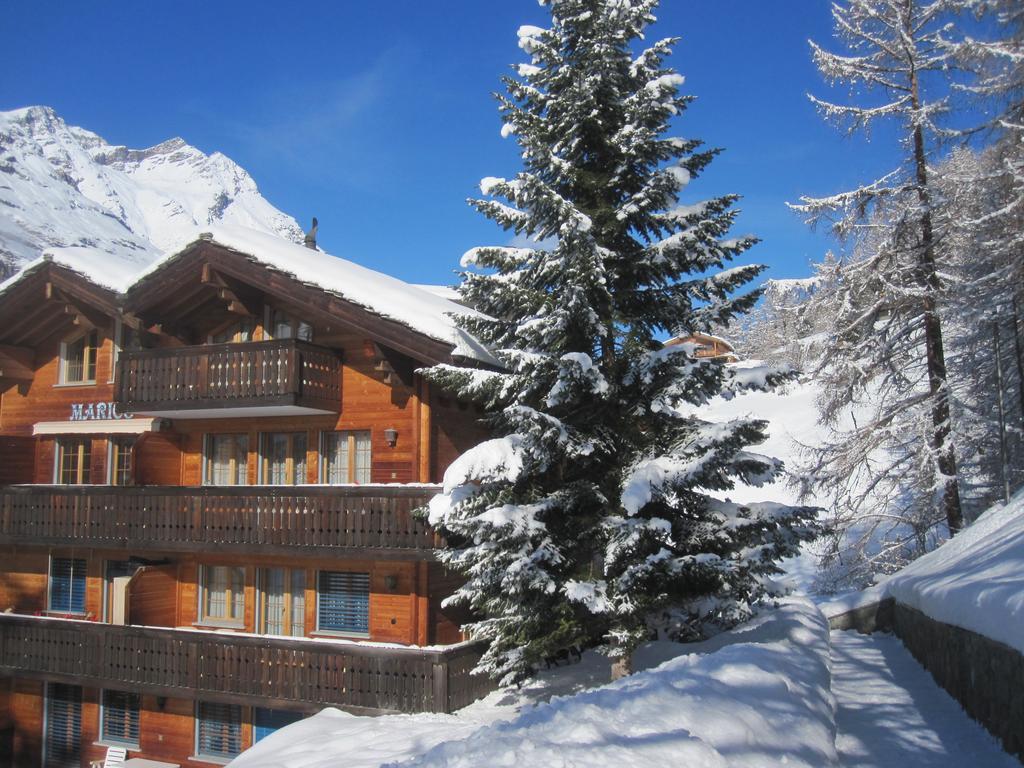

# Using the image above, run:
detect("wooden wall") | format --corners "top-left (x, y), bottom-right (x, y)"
top-left (0, 437), bottom-right (34, 485)
top-left (0, 325), bottom-right (117, 438)
top-left (0, 681), bottom-right (260, 768)
top-left (0, 551), bottom-right (48, 615)
top-left (128, 565), bottom-right (177, 628)
top-left (0, 547), bottom-right (448, 647)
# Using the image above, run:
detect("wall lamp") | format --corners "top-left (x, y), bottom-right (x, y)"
top-left (384, 427), bottom-right (398, 447)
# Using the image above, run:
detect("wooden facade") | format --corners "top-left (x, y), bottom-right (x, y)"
top-left (0, 238), bottom-right (491, 766)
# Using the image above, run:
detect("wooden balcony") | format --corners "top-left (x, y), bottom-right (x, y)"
top-left (0, 485), bottom-right (442, 559)
top-left (0, 614), bottom-right (493, 714)
top-left (115, 338), bottom-right (341, 418)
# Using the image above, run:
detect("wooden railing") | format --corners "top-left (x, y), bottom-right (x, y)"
top-left (115, 338), bottom-right (341, 413)
top-left (0, 615), bottom-right (493, 714)
top-left (0, 485), bottom-right (442, 558)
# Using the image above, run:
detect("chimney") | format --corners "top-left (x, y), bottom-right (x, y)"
top-left (304, 217), bottom-right (318, 250)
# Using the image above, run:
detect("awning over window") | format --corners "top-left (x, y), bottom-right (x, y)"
top-left (32, 418), bottom-right (162, 436)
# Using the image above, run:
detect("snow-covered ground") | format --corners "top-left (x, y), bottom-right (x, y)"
top-left (232, 597), bottom-right (836, 768)
top-left (831, 631), bottom-right (1018, 768)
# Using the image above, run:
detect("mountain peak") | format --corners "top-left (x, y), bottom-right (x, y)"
top-left (0, 106), bottom-right (303, 278)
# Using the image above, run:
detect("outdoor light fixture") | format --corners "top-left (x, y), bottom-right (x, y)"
top-left (384, 427), bottom-right (398, 447)
top-left (384, 574), bottom-right (399, 592)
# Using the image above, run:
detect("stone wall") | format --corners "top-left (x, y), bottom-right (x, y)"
top-left (891, 602), bottom-right (1023, 761)
top-left (829, 598), bottom-right (1023, 762)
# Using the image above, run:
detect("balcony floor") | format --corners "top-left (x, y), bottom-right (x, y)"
top-left (131, 404), bottom-right (338, 419)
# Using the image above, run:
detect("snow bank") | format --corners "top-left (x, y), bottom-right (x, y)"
top-left (395, 597), bottom-right (835, 768)
top-left (232, 598), bottom-right (836, 767)
top-left (883, 489), bottom-right (1024, 655)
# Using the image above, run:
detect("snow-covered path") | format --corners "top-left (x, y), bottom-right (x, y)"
top-left (830, 631), bottom-right (1018, 768)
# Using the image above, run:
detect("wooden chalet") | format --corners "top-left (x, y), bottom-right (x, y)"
top-left (663, 332), bottom-right (739, 363)
top-left (0, 229), bottom-right (492, 766)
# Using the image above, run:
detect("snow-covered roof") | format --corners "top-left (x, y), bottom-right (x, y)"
top-left (664, 332), bottom-right (735, 351)
top-left (0, 225), bottom-right (496, 364)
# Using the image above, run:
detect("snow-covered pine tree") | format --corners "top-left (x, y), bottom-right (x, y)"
top-left (793, 0), bottom-right (971, 587)
top-left (425, 0), bottom-right (817, 684)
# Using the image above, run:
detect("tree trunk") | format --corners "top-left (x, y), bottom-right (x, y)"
top-left (1012, 295), bottom-right (1024, 432)
top-left (909, 56), bottom-right (964, 534)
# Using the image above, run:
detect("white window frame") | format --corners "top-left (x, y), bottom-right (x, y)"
top-left (320, 430), bottom-right (372, 485)
top-left (202, 433), bottom-right (249, 486)
top-left (57, 329), bottom-right (99, 386)
top-left (54, 437), bottom-right (92, 484)
top-left (256, 567), bottom-right (306, 637)
top-left (196, 564), bottom-right (246, 628)
top-left (106, 435), bottom-right (134, 486)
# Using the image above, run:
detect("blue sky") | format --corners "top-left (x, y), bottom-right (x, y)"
top-left (1, 1), bottom-right (900, 287)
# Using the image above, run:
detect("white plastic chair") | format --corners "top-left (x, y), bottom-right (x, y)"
top-left (103, 746), bottom-right (128, 768)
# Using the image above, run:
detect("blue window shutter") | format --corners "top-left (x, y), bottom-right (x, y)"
top-left (317, 571), bottom-right (369, 634)
top-left (49, 558), bottom-right (86, 613)
top-left (196, 701), bottom-right (242, 758)
top-left (253, 708), bottom-right (303, 743)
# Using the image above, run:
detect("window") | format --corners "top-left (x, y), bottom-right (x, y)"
top-left (100, 689), bottom-right (140, 748)
top-left (56, 438), bottom-right (92, 484)
top-left (49, 557), bottom-right (86, 614)
top-left (321, 431), bottom-right (371, 484)
top-left (204, 434), bottom-right (248, 486)
top-left (195, 701), bottom-right (242, 760)
top-left (108, 436), bottom-right (134, 486)
top-left (198, 565), bottom-right (245, 626)
top-left (45, 683), bottom-right (82, 768)
top-left (260, 432), bottom-right (308, 485)
top-left (60, 330), bottom-right (98, 384)
top-left (253, 708), bottom-right (302, 743)
top-left (266, 307), bottom-right (313, 342)
top-left (316, 571), bottom-right (369, 636)
top-left (209, 318), bottom-right (255, 345)
top-left (257, 568), bottom-right (305, 637)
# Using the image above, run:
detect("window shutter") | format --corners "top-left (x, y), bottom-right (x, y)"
top-left (253, 707), bottom-right (303, 743)
top-left (45, 683), bottom-right (81, 767)
top-left (317, 571), bottom-right (369, 634)
top-left (101, 689), bottom-right (139, 746)
top-left (49, 558), bottom-right (86, 613)
top-left (196, 701), bottom-right (242, 758)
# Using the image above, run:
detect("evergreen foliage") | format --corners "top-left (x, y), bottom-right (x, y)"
top-left (425, 0), bottom-right (817, 684)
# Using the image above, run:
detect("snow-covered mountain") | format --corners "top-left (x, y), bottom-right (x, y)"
top-left (0, 105), bottom-right (303, 278)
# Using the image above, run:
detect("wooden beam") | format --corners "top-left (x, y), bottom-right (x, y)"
top-left (0, 345), bottom-right (33, 381)
top-left (419, 377), bottom-right (433, 483)
top-left (45, 282), bottom-right (108, 329)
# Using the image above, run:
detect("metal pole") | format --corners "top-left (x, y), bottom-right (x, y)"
top-left (993, 319), bottom-right (1011, 504)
